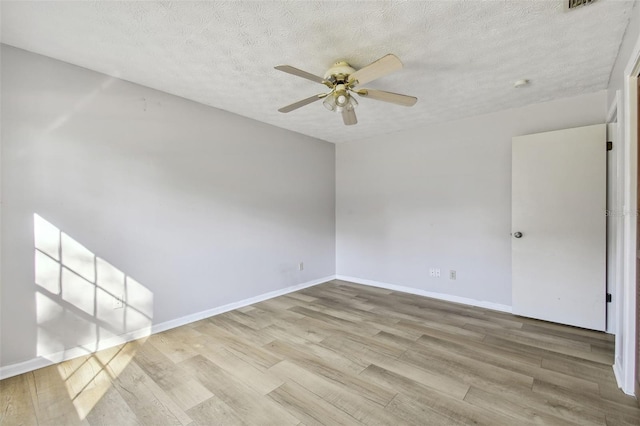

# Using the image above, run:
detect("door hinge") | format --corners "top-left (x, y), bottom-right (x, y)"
top-left (606, 293), bottom-right (612, 303)
top-left (607, 141), bottom-right (613, 151)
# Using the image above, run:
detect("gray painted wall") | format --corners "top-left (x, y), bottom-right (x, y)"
top-left (1, 46), bottom-right (336, 367)
top-left (336, 92), bottom-right (607, 306)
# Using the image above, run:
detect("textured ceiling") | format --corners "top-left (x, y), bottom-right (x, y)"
top-left (1, 1), bottom-right (635, 143)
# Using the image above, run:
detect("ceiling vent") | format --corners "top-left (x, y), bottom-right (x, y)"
top-left (565, 0), bottom-right (597, 11)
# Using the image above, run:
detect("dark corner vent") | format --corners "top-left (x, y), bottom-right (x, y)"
top-left (565, 0), bottom-right (597, 11)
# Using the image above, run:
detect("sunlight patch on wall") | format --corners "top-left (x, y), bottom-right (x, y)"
top-left (44, 75), bottom-right (117, 133)
top-left (33, 213), bottom-right (153, 420)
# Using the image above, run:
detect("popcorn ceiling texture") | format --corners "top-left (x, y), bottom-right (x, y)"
top-left (1, 0), bottom-right (634, 143)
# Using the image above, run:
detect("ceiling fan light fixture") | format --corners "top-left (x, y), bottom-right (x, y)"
top-left (337, 94), bottom-right (348, 106)
top-left (323, 95), bottom-right (337, 111)
top-left (324, 93), bottom-right (358, 113)
top-left (324, 86), bottom-right (358, 113)
top-left (343, 95), bottom-right (358, 111)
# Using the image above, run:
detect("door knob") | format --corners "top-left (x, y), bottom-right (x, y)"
top-left (513, 232), bottom-right (523, 238)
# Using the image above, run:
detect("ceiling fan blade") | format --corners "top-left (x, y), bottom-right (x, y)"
top-left (278, 94), bottom-right (325, 113)
top-left (342, 108), bottom-right (357, 126)
top-left (356, 88), bottom-right (417, 106)
top-left (348, 54), bottom-right (403, 86)
top-left (275, 65), bottom-right (326, 84)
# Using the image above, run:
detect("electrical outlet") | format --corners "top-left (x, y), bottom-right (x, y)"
top-left (450, 270), bottom-right (457, 280)
top-left (113, 295), bottom-right (124, 309)
top-left (435, 268), bottom-right (441, 278)
top-left (429, 268), bottom-right (435, 277)
top-left (299, 262), bottom-right (304, 271)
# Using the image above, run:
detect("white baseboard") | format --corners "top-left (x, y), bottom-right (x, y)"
top-left (613, 357), bottom-right (635, 395)
top-left (335, 275), bottom-right (512, 313)
top-left (0, 326), bottom-right (155, 380)
top-left (0, 275), bottom-right (335, 380)
top-left (613, 359), bottom-right (625, 393)
top-left (148, 275), bottom-right (335, 335)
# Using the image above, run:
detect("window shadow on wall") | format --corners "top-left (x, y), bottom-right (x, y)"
top-left (33, 213), bottom-right (154, 420)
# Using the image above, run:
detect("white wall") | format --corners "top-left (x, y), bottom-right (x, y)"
top-left (336, 92), bottom-right (607, 308)
top-left (1, 45), bottom-right (336, 369)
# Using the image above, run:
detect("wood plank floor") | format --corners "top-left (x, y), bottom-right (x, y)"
top-left (2, 280), bottom-right (639, 425)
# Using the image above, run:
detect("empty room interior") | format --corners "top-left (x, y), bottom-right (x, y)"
top-left (3, 0), bottom-right (640, 425)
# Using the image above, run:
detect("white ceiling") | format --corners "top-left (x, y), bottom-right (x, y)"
top-left (1, 1), bottom-right (635, 143)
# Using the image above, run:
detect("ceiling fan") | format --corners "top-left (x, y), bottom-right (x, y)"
top-left (275, 54), bottom-right (417, 126)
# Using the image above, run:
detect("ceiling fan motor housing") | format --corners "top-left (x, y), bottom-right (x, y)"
top-left (324, 61), bottom-right (356, 82)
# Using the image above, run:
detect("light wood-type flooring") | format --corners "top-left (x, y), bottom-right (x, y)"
top-left (1, 280), bottom-right (639, 425)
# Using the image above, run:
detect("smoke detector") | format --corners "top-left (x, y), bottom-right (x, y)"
top-left (564, 0), bottom-right (597, 11)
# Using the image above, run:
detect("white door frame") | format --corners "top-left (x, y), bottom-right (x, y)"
top-left (613, 36), bottom-right (640, 395)
top-left (606, 113), bottom-right (620, 335)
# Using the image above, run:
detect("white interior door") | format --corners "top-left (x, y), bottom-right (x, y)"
top-left (512, 124), bottom-right (606, 331)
